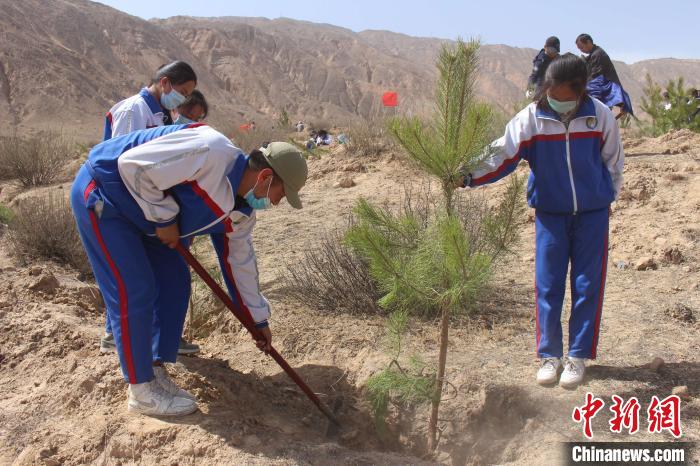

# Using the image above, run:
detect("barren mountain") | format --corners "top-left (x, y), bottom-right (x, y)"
top-left (1, 0), bottom-right (700, 139)
top-left (0, 0), bottom-right (261, 140)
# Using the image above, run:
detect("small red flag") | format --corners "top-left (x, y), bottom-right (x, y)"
top-left (382, 91), bottom-right (398, 107)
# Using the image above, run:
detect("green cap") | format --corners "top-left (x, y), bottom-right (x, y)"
top-left (260, 142), bottom-right (308, 209)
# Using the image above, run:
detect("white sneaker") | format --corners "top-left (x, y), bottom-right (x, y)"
top-left (560, 357), bottom-right (586, 388)
top-left (536, 358), bottom-right (562, 385)
top-left (154, 365), bottom-right (195, 400)
top-left (127, 379), bottom-right (197, 416)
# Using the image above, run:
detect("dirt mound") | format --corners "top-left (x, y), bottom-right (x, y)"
top-left (624, 128), bottom-right (700, 156)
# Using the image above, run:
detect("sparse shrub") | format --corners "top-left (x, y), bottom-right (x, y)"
top-left (8, 193), bottom-right (90, 275)
top-left (0, 204), bottom-right (13, 224)
top-left (0, 132), bottom-right (75, 187)
top-left (181, 237), bottom-right (231, 339)
top-left (639, 75), bottom-right (700, 136)
top-left (228, 126), bottom-right (291, 153)
top-left (283, 229), bottom-right (383, 315)
top-left (344, 119), bottom-right (394, 157)
top-left (277, 108), bottom-right (291, 129)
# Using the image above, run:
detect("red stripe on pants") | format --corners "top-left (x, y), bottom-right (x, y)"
top-left (590, 232), bottom-right (608, 359)
top-left (83, 181), bottom-right (137, 383)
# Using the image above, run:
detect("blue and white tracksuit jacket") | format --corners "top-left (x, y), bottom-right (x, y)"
top-left (71, 124), bottom-right (271, 383)
top-left (104, 88), bottom-right (168, 141)
top-left (467, 96), bottom-right (624, 359)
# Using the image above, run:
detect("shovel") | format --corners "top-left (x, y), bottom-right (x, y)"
top-left (175, 243), bottom-right (341, 428)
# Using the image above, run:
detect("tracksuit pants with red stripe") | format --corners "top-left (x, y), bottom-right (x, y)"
top-left (535, 208), bottom-right (609, 360)
top-left (70, 165), bottom-right (190, 384)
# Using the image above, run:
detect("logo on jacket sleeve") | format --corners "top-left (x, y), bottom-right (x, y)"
top-left (586, 117), bottom-right (598, 129)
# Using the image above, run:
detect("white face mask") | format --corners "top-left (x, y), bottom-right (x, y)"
top-left (160, 86), bottom-right (186, 110)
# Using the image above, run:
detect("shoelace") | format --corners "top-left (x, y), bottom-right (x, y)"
top-left (565, 359), bottom-right (582, 375)
top-left (542, 358), bottom-right (559, 370)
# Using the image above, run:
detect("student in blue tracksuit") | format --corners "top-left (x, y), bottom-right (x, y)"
top-left (171, 90), bottom-right (208, 125)
top-left (71, 123), bottom-right (308, 415)
top-left (100, 61), bottom-right (201, 356)
top-left (104, 61), bottom-right (197, 140)
top-left (461, 54), bottom-right (624, 388)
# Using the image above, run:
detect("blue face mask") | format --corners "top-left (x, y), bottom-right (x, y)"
top-left (244, 179), bottom-right (272, 210)
top-left (174, 115), bottom-right (196, 125)
top-left (547, 96), bottom-right (578, 115)
top-left (160, 87), bottom-right (186, 110)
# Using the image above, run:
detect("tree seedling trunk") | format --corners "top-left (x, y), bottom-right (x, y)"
top-left (428, 306), bottom-right (450, 451)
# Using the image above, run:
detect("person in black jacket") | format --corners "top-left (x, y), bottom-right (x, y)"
top-left (575, 34), bottom-right (621, 85)
top-left (527, 36), bottom-right (560, 97)
top-left (576, 34), bottom-right (632, 116)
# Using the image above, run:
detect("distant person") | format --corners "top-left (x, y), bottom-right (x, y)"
top-left (172, 90), bottom-right (209, 124)
top-left (662, 91), bottom-right (672, 112)
top-left (460, 54), bottom-right (624, 389)
top-left (575, 34), bottom-right (633, 117)
top-left (527, 36), bottom-right (560, 97)
top-left (296, 121), bottom-right (305, 132)
top-left (104, 61), bottom-right (197, 140)
top-left (688, 88), bottom-right (700, 122)
top-left (101, 61), bottom-right (201, 356)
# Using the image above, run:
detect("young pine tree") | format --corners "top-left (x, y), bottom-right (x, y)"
top-left (346, 39), bottom-right (524, 452)
top-left (641, 74), bottom-right (700, 135)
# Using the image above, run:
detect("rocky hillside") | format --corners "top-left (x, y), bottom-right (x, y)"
top-left (1, 0), bottom-right (700, 139)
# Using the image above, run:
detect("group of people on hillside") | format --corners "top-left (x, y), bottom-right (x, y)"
top-left (528, 34), bottom-right (633, 118)
top-left (72, 37), bottom-right (625, 417)
top-left (662, 88), bottom-right (700, 122)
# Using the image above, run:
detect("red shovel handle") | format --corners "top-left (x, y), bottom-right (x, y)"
top-left (175, 243), bottom-right (340, 426)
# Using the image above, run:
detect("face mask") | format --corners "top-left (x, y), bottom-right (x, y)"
top-left (174, 115), bottom-right (195, 125)
top-left (244, 177), bottom-right (272, 210)
top-left (581, 52), bottom-right (590, 57)
top-left (547, 96), bottom-right (578, 114)
top-left (160, 86), bottom-right (186, 110)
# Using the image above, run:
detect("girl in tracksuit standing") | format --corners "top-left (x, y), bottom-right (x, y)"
top-left (100, 61), bottom-right (199, 354)
top-left (462, 53), bottom-right (624, 388)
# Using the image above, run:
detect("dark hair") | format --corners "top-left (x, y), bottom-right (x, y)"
top-left (248, 149), bottom-right (275, 174)
top-left (178, 89), bottom-right (208, 118)
top-left (576, 33), bottom-right (593, 44)
top-left (535, 53), bottom-right (589, 110)
top-left (154, 61), bottom-right (197, 86)
top-left (545, 36), bottom-right (560, 51)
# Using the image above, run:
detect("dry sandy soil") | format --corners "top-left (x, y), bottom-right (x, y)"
top-left (0, 129), bottom-right (698, 465)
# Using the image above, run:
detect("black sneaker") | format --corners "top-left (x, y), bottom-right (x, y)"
top-left (100, 333), bottom-right (116, 353)
top-left (178, 338), bottom-right (200, 355)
